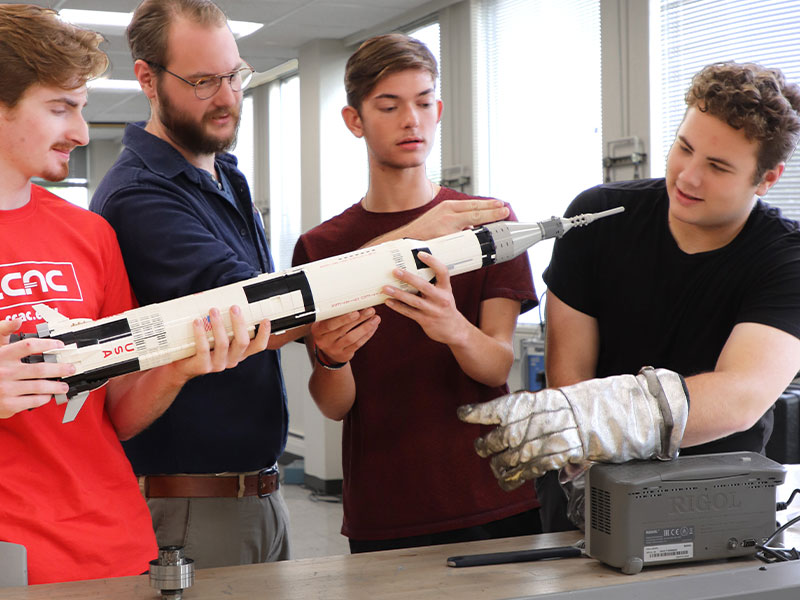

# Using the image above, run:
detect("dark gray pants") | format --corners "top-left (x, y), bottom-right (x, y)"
top-left (146, 490), bottom-right (291, 569)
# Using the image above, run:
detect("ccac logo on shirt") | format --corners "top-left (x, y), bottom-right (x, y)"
top-left (0, 261), bottom-right (83, 310)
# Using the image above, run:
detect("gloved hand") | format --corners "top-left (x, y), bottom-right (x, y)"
top-left (457, 367), bottom-right (689, 491)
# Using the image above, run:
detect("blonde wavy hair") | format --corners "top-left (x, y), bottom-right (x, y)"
top-left (0, 4), bottom-right (108, 107)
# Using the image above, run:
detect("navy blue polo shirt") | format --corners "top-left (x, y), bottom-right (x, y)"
top-left (91, 122), bottom-right (287, 474)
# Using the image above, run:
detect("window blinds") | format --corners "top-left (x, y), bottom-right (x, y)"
top-left (655, 0), bottom-right (800, 220)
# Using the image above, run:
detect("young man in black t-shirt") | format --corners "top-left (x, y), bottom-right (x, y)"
top-left (459, 62), bottom-right (800, 531)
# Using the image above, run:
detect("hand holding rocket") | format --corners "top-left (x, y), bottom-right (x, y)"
top-left (383, 251), bottom-right (470, 346)
top-left (0, 319), bottom-right (73, 419)
top-left (167, 306), bottom-right (271, 381)
top-left (311, 308), bottom-right (380, 367)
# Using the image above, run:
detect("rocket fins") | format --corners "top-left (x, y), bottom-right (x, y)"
top-left (32, 303), bottom-right (69, 324)
top-left (61, 392), bottom-right (89, 424)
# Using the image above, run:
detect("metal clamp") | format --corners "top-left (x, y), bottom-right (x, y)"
top-left (149, 546), bottom-right (194, 600)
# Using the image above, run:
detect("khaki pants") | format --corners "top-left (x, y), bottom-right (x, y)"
top-left (146, 489), bottom-right (291, 569)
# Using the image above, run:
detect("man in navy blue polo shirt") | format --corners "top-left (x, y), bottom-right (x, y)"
top-left (91, 0), bottom-right (291, 567)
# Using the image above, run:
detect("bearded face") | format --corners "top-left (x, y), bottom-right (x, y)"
top-left (155, 75), bottom-right (241, 156)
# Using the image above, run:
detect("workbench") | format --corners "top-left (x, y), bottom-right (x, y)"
top-left (4, 464), bottom-right (799, 599)
top-left (0, 530), bottom-right (770, 600)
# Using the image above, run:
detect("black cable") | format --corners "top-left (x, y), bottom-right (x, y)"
top-left (537, 288), bottom-right (547, 333)
top-left (756, 489), bottom-right (800, 564)
top-left (776, 488), bottom-right (800, 512)
top-left (755, 512), bottom-right (800, 563)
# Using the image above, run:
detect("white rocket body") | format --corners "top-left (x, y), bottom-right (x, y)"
top-left (26, 208), bottom-right (623, 422)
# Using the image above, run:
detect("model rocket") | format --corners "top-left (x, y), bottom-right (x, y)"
top-left (19, 207), bottom-right (624, 422)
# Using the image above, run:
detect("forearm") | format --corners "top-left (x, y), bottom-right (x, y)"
top-left (361, 223), bottom-right (413, 248)
top-left (544, 291), bottom-right (599, 388)
top-left (449, 319), bottom-right (515, 388)
top-left (681, 323), bottom-right (800, 448)
top-left (105, 366), bottom-right (191, 440)
top-left (545, 346), bottom-right (597, 388)
top-left (308, 364), bottom-right (356, 421)
top-left (681, 371), bottom-right (777, 447)
top-left (545, 361), bottom-right (595, 389)
top-left (302, 309), bottom-right (380, 420)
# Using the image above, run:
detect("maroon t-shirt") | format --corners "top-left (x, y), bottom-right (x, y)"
top-left (292, 188), bottom-right (539, 540)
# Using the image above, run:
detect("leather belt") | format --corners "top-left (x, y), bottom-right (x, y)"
top-left (139, 466), bottom-right (279, 499)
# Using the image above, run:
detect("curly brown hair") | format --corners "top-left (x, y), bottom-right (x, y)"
top-left (345, 33), bottom-right (438, 113)
top-left (0, 4), bottom-right (108, 108)
top-left (686, 62), bottom-right (800, 183)
top-left (128, 0), bottom-right (227, 68)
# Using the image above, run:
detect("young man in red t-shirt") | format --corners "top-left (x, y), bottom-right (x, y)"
top-left (292, 33), bottom-right (540, 552)
top-left (0, 5), bottom-right (268, 584)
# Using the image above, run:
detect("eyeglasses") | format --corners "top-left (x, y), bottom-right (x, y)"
top-left (147, 61), bottom-right (255, 100)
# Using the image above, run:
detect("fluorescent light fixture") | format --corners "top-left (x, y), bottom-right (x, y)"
top-left (229, 20), bottom-right (263, 38)
top-left (59, 9), bottom-right (131, 28)
top-left (87, 79), bottom-right (142, 92)
top-left (59, 8), bottom-right (263, 38)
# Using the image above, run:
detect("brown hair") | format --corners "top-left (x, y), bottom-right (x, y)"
top-left (127, 0), bottom-right (227, 67)
top-left (686, 62), bottom-right (800, 182)
top-left (0, 4), bottom-right (107, 108)
top-left (344, 33), bottom-right (438, 112)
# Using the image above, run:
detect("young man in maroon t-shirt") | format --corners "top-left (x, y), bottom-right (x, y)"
top-left (292, 33), bottom-right (541, 553)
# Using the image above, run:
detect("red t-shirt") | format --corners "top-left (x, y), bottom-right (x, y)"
top-left (293, 188), bottom-right (540, 540)
top-left (0, 186), bottom-right (157, 584)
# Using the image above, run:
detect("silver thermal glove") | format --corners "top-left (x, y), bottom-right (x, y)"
top-left (457, 367), bottom-right (689, 491)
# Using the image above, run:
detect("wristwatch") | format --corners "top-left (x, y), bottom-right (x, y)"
top-left (314, 346), bottom-right (348, 370)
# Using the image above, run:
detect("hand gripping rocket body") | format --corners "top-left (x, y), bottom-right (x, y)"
top-left (20, 207), bottom-right (624, 422)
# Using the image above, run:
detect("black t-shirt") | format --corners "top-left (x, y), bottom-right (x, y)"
top-left (544, 178), bottom-right (800, 455)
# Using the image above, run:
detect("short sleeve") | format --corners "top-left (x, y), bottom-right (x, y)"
top-left (738, 237), bottom-right (800, 341)
top-left (291, 235), bottom-right (312, 267)
top-left (543, 186), bottom-right (609, 317)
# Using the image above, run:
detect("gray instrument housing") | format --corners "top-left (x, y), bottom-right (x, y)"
top-left (585, 452), bottom-right (785, 574)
